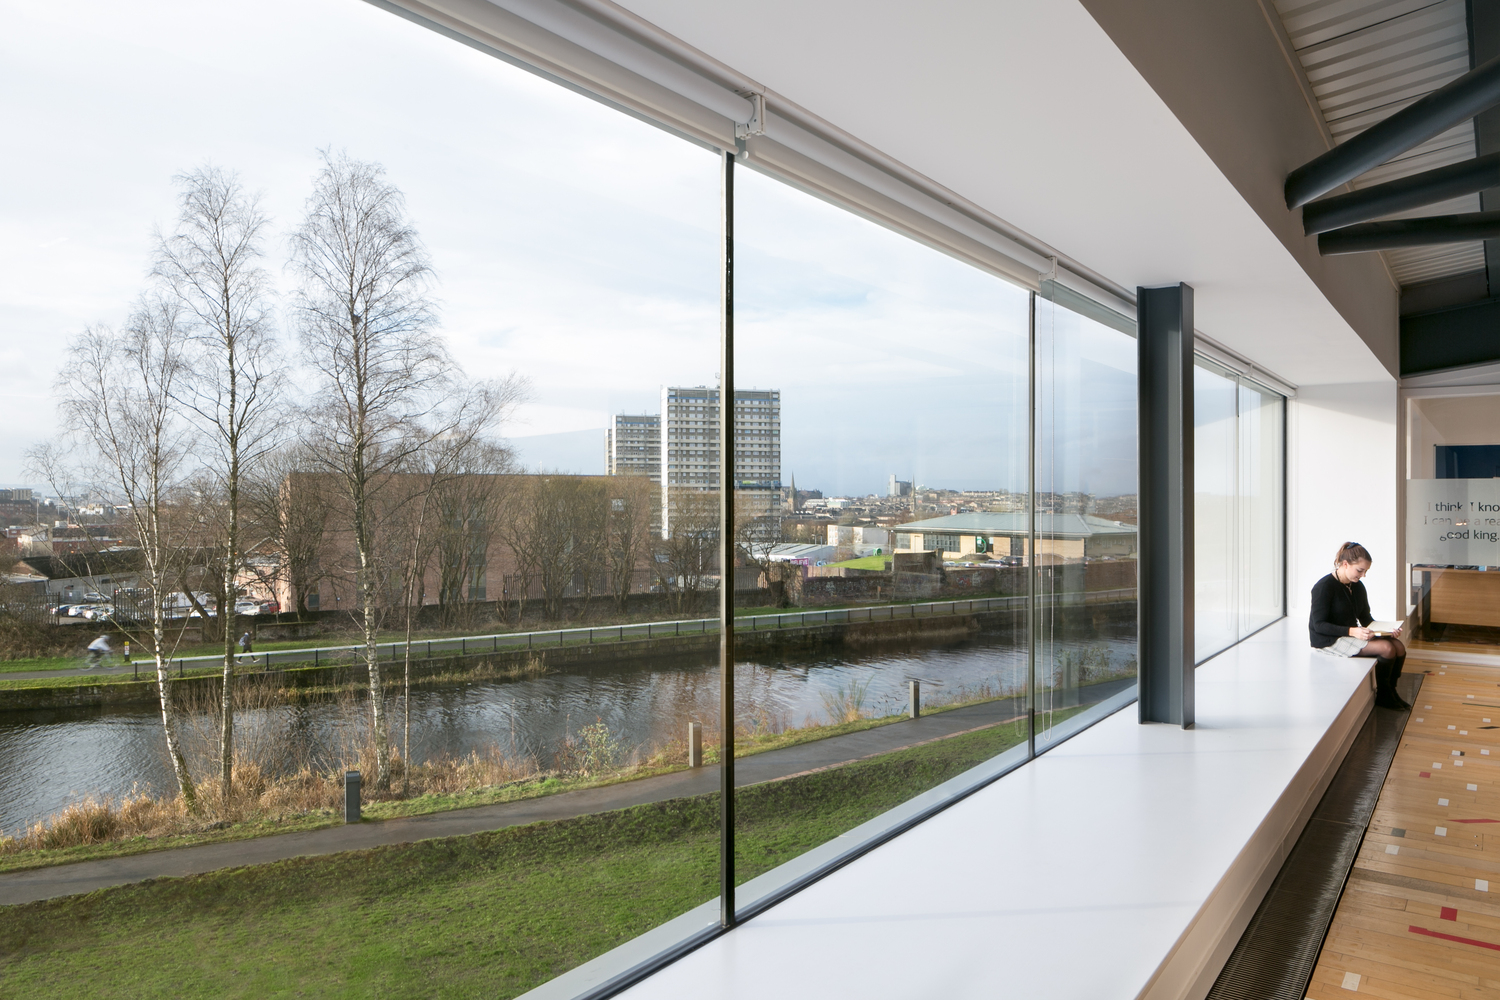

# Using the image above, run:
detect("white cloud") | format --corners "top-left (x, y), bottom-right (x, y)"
top-left (0, 0), bottom-right (1138, 498)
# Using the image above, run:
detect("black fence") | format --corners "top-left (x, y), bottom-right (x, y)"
top-left (0, 589), bottom-right (158, 627)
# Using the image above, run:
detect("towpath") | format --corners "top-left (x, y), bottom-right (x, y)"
top-left (0, 679), bottom-right (1132, 906)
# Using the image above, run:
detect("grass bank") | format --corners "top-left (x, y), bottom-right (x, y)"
top-left (0, 719), bottom-right (1034, 998)
top-left (0, 685), bottom-right (1031, 876)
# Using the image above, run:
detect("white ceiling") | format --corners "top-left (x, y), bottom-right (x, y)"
top-left (614, 0), bottom-right (1397, 387)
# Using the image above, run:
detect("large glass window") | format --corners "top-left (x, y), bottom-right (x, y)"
top-left (1034, 288), bottom-right (1140, 748)
top-left (729, 164), bottom-right (1032, 911)
top-left (1, 2), bottom-right (1288, 994)
top-left (2, 1), bottom-right (724, 994)
top-left (1194, 359), bottom-right (1286, 662)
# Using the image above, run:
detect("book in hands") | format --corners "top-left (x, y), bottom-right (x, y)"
top-left (1367, 621), bottom-right (1404, 635)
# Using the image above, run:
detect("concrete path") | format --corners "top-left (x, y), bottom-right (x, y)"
top-left (0, 680), bottom-right (1130, 906)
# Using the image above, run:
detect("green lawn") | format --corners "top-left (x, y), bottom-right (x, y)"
top-left (825, 554), bottom-right (892, 571)
top-left (6, 593), bottom-right (1051, 675)
top-left (0, 628), bottom-right (517, 674)
top-left (0, 699), bottom-right (1017, 875)
top-left (0, 720), bottom-right (1029, 999)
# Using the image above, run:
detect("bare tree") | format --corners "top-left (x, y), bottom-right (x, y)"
top-left (736, 494), bottom-right (786, 606)
top-left (569, 483), bottom-right (609, 620)
top-left (431, 441), bottom-right (516, 625)
top-left (243, 450), bottom-right (331, 614)
top-left (23, 442), bottom-right (80, 516)
top-left (391, 431), bottom-right (519, 790)
top-left (56, 302), bottom-right (199, 811)
top-left (292, 151), bottom-right (502, 788)
top-left (498, 484), bottom-right (540, 626)
top-left (513, 476), bottom-right (610, 621)
top-left (656, 487), bottom-right (718, 614)
top-left (605, 476), bottom-right (654, 614)
top-left (153, 166), bottom-right (283, 796)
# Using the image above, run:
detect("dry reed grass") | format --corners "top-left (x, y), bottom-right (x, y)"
top-left (0, 747), bottom-right (543, 855)
top-left (819, 676), bottom-right (873, 725)
top-left (0, 675), bottom-right (542, 855)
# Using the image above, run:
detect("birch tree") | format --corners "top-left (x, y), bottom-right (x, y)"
top-left (153, 166), bottom-right (283, 797)
top-left (292, 151), bottom-right (463, 789)
top-left (57, 302), bottom-right (199, 811)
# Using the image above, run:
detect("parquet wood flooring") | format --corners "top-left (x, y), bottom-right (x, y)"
top-left (1408, 637), bottom-right (1500, 660)
top-left (1309, 662), bottom-right (1500, 997)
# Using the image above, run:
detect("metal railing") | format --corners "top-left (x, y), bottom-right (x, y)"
top-left (139, 588), bottom-right (1137, 679)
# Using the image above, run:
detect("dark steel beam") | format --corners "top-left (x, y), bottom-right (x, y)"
top-left (1402, 295), bottom-right (1500, 374)
top-left (1319, 210), bottom-right (1500, 254)
top-left (1301, 153), bottom-right (1500, 233)
top-left (1137, 284), bottom-right (1194, 729)
top-left (1470, 0), bottom-right (1500, 294)
top-left (1285, 52), bottom-right (1500, 208)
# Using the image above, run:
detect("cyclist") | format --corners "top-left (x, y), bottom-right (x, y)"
top-left (86, 634), bottom-right (113, 669)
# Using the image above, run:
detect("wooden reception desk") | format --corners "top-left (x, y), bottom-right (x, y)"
top-left (1429, 568), bottom-right (1500, 628)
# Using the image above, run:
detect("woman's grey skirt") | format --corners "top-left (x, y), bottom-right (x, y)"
top-left (1324, 635), bottom-right (1369, 657)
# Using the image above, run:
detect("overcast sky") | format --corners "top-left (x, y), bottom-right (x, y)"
top-left (0, 0), bottom-right (1138, 498)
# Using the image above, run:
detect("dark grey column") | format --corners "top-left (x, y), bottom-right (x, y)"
top-left (1137, 284), bottom-right (1195, 728)
top-left (717, 149), bottom-right (737, 928)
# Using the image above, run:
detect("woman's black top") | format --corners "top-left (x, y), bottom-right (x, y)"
top-left (1308, 573), bottom-right (1372, 648)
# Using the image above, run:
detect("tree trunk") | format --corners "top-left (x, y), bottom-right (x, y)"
top-left (153, 610), bottom-right (197, 812)
top-left (220, 355), bottom-right (239, 799)
top-left (355, 501), bottom-right (391, 789)
top-left (403, 602), bottom-right (414, 796)
top-left (402, 500), bottom-right (429, 797)
top-left (220, 497), bottom-right (237, 799)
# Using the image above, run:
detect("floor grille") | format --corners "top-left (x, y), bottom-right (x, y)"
top-left (1203, 674), bottom-right (1418, 1000)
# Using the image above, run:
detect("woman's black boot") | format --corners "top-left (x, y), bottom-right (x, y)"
top-left (1387, 654), bottom-right (1410, 711)
top-left (1374, 658), bottom-right (1410, 711)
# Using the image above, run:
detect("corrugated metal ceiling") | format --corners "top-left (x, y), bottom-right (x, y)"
top-left (1273, 0), bottom-right (1484, 286)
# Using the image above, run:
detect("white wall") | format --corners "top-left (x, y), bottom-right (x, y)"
top-left (1288, 382), bottom-right (1399, 621)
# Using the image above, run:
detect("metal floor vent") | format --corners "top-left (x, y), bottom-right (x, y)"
top-left (1204, 674), bottom-right (1420, 1000)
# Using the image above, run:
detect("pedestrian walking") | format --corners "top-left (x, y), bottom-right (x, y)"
top-left (238, 631), bottom-right (253, 657)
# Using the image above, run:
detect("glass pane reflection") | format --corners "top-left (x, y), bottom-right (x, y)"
top-left (731, 165), bottom-right (1030, 902)
top-left (1033, 293), bottom-right (1139, 749)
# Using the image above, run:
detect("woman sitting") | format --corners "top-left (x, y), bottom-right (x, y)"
top-left (1309, 541), bottom-right (1408, 710)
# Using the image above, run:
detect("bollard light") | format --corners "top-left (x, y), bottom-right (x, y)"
top-left (344, 769), bottom-right (361, 823)
top-left (688, 722), bottom-right (703, 768)
top-left (910, 680), bottom-right (921, 719)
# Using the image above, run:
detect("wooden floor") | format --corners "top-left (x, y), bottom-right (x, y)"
top-left (1408, 636), bottom-right (1500, 659)
top-left (1308, 660), bottom-right (1500, 997)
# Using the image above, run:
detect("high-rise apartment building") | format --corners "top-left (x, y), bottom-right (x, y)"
top-left (604, 414), bottom-right (661, 482)
top-left (659, 386), bottom-right (780, 535)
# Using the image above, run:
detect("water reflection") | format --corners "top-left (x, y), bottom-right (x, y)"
top-left (1, 618), bottom-right (1135, 834)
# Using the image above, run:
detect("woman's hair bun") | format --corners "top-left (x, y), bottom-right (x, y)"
top-left (1335, 541), bottom-right (1372, 566)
